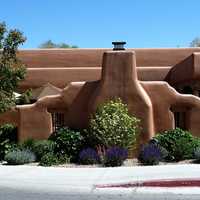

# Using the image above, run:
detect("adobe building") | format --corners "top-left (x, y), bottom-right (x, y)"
top-left (1, 44), bottom-right (200, 145)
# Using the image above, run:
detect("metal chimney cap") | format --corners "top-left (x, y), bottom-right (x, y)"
top-left (112, 41), bottom-right (126, 50)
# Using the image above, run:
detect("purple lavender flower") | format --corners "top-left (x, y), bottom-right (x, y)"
top-left (138, 143), bottom-right (162, 165)
top-left (79, 148), bottom-right (100, 165)
top-left (103, 147), bottom-right (128, 167)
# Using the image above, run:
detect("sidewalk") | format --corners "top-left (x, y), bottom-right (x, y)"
top-left (0, 164), bottom-right (200, 200)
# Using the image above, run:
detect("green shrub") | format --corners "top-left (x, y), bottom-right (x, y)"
top-left (194, 147), bottom-right (200, 163)
top-left (49, 127), bottom-right (83, 162)
top-left (0, 124), bottom-right (17, 160)
top-left (39, 152), bottom-right (70, 166)
top-left (32, 140), bottom-right (55, 161)
top-left (87, 98), bottom-right (140, 149)
top-left (154, 128), bottom-right (200, 161)
top-left (5, 149), bottom-right (36, 165)
top-left (56, 154), bottom-right (70, 164)
top-left (171, 137), bottom-right (199, 161)
top-left (21, 138), bottom-right (35, 151)
top-left (21, 139), bottom-right (55, 161)
top-left (39, 152), bottom-right (59, 166)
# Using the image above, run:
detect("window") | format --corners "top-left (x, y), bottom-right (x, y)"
top-left (51, 113), bottom-right (65, 132)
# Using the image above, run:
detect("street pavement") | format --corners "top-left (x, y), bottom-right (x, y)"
top-left (0, 164), bottom-right (200, 199)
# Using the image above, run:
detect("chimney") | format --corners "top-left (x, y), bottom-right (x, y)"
top-left (112, 41), bottom-right (126, 50)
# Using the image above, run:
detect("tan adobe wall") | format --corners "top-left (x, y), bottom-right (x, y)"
top-left (17, 48), bottom-right (200, 68)
top-left (1, 48), bottom-right (200, 148)
top-left (17, 48), bottom-right (200, 91)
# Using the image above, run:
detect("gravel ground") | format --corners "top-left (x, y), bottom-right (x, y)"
top-left (0, 159), bottom-right (196, 168)
top-left (54, 159), bottom-right (196, 168)
top-left (18, 159), bottom-right (198, 167)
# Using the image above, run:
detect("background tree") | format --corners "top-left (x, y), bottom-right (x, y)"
top-left (190, 37), bottom-right (200, 47)
top-left (0, 22), bottom-right (26, 113)
top-left (39, 40), bottom-right (78, 48)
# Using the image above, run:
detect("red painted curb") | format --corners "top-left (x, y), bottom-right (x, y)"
top-left (95, 178), bottom-right (200, 188)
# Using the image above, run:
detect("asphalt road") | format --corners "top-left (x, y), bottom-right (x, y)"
top-left (0, 164), bottom-right (200, 200)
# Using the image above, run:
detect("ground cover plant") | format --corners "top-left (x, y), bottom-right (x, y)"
top-left (3, 138), bottom-right (70, 166)
top-left (5, 149), bottom-right (36, 165)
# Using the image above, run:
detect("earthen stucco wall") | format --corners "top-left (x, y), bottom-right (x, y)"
top-left (18, 48), bottom-right (200, 91)
top-left (1, 48), bottom-right (200, 144)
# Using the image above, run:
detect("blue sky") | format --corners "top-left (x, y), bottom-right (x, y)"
top-left (1, 0), bottom-right (200, 48)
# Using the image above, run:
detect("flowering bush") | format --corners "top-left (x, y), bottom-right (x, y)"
top-left (87, 98), bottom-right (140, 150)
top-left (39, 152), bottom-right (70, 167)
top-left (79, 148), bottom-right (100, 165)
top-left (103, 147), bottom-right (128, 167)
top-left (138, 142), bottom-right (165, 165)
